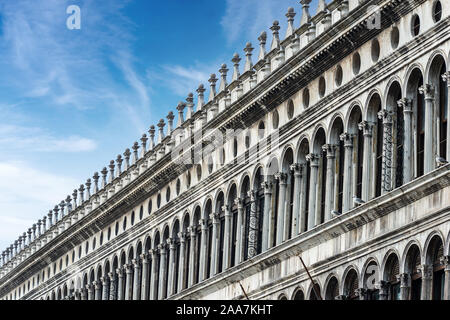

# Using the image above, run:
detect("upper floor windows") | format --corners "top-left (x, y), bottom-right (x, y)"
top-left (335, 65), bottom-right (343, 87)
top-left (371, 39), bottom-right (380, 62)
top-left (411, 14), bottom-right (421, 37)
top-left (318, 77), bottom-right (326, 98)
top-left (391, 26), bottom-right (399, 49)
top-left (433, 1), bottom-right (442, 23)
top-left (352, 52), bottom-right (361, 75)
top-left (302, 88), bottom-right (310, 108)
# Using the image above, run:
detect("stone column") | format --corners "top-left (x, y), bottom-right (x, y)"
top-left (167, 238), bottom-right (176, 296)
top-left (101, 276), bottom-right (109, 300)
top-left (355, 288), bottom-right (366, 301)
top-left (177, 233), bottom-right (186, 292)
top-left (419, 84), bottom-right (436, 174)
top-left (86, 284), bottom-right (94, 301)
top-left (124, 264), bottom-right (133, 300)
top-left (93, 281), bottom-right (101, 300)
top-left (132, 258), bottom-right (141, 300)
top-left (398, 273), bottom-right (410, 300)
top-left (398, 99), bottom-right (413, 184)
top-left (441, 256), bottom-right (450, 300)
top-left (420, 264), bottom-right (433, 300)
top-left (158, 244), bottom-right (167, 300)
top-left (298, 164), bottom-right (308, 233)
top-left (80, 288), bottom-right (87, 300)
top-left (247, 191), bottom-right (258, 259)
top-left (442, 72), bottom-right (450, 161)
top-left (140, 253), bottom-right (149, 300)
top-left (261, 181), bottom-right (272, 251)
top-left (223, 205), bottom-right (232, 270)
top-left (340, 133), bottom-right (354, 212)
top-left (235, 198), bottom-right (244, 264)
top-left (108, 272), bottom-right (116, 300)
top-left (322, 145), bottom-right (337, 220)
top-left (210, 214), bottom-right (220, 276)
top-left (377, 109), bottom-right (394, 194)
top-left (275, 173), bottom-right (288, 244)
top-left (378, 281), bottom-right (389, 300)
top-left (306, 153), bottom-right (319, 230)
top-left (199, 219), bottom-right (208, 282)
top-left (188, 227), bottom-right (196, 286)
top-left (117, 268), bottom-right (124, 300)
top-left (290, 164), bottom-right (302, 235)
top-left (358, 121), bottom-right (374, 201)
top-left (149, 249), bottom-right (158, 300)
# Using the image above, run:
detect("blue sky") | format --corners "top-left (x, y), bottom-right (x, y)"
top-left (0, 0), bottom-right (319, 250)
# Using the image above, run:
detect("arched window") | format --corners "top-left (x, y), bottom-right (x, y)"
top-left (325, 277), bottom-right (339, 300)
top-left (131, 211), bottom-right (135, 226)
top-left (363, 261), bottom-right (380, 300)
top-left (405, 245), bottom-right (422, 300)
top-left (426, 236), bottom-right (445, 300)
top-left (384, 254), bottom-right (400, 300)
top-left (344, 269), bottom-right (359, 300)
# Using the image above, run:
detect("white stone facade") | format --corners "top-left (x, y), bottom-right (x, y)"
top-left (1, 0), bottom-right (450, 301)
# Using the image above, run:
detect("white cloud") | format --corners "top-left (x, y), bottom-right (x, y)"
top-left (0, 161), bottom-right (79, 249)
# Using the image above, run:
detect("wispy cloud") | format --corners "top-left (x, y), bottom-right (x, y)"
top-left (0, 161), bottom-right (79, 249)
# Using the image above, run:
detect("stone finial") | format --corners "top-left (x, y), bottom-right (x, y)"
top-left (270, 20), bottom-right (281, 51)
top-left (47, 211), bottom-right (53, 228)
top-left (72, 189), bottom-right (78, 209)
top-left (92, 172), bottom-right (100, 193)
top-left (219, 64), bottom-right (229, 92)
top-left (42, 216), bottom-right (47, 233)
top-left (115, 156), bottom-right (123, 177)
top-left (166, 112), bottom-right (174, 136)
top-left (122, 149), bottom-right (130, 170)
top-left (53, 205), bottom-right (60, 223)
top-left (208, 74), bottom-right (218, 102)
top-left (148, 126), bottom-right (156, 150)
top-left (285, 7), bottom-right (296, 38)
top-left (176, 102), bottom-right (185, 127)
top-left (36, 220), bottom-right (41, 237)
top-left (78, 184), bottom-right (85, 205)
top-left (243, 42), bottom-right (254, 72)
top-left (85, 179), bottom-right (92, 200)
top-left (196, 84), bottom-right (206, 111)
top-left (101, 167), bottom-right (108, 188)
top-left (186, 93), bottom-right (194, 119)
top-left (141, 134), bottom-right (148, 156)
top-left (18, 237), bottom-right (22, 251)
top-left (132, 142), bottom-right (140, 164)
top-left (65, 195), bottom-right (72, 213)
top-left (258, 31), bottom-right (267, 61)
top-left (32, 224), bottom-right (37, 241)
top-left (59, 200), bottom-right (66, 218)
top-left (300, 0), bottom-right (312, 26)
top-left (22, 232), bottom-right (27, 247)
top-left (14, 240), bottom-right (18, 254)
top-left (231, 53), bottom-right (241, 82)
top-left (157, 119), bottom-right (166, 143)
top-left (108, 160), bottom-right (115, 182)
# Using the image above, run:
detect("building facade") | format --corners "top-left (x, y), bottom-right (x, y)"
top-left (1, 0), bottom-right (450, 301)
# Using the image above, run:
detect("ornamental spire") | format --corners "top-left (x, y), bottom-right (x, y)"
top-left (157, 119), bottom-right (165, 143)
top-left (101, 167), bottom-right (108, 188)
top-left (165, 113), bottom-right (174, 136)
top-left (231, 53), bottom-right (241, 82)
top-left (218, 64), bottom-right (228, 92)
top-left (300, 0), bottom-right (311, 26)
top-left (270, 20), bottom-right (281, 51)
top-left (243, 42), bottom-right (254, 72)
top-left (208, 74), bottom-right (217, 102)
top-left (317, 0), bottom-right (327, 13)
top-left (285, 7), bottom-right (296, 38)
top-left (123, 149), bottom-right (131, 170)
top-left (196, 84), bottom-right (206, 111)
top-left (176, 102), bottom-right (185, 127)
top-left (92, 172), bottom-right (100, 193)
top-left (109, 160), bottom-right (115, 182)
top-left (148, 126), bottom-right (155, 150)
top-left (132, 142), bottom-right (140, 164)
top-left (186, 93), bottom-right (194, 120)
top-left (257, 31), bottom-right (267, 61)
top-left (141, 134), bottom-right (148, 156)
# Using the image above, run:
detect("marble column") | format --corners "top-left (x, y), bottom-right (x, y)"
top-left (223, 205), bottom-right (231, 270)
top-left (420, 264), bottom-right (433, 300)
top-left (132, 258), bottom-right (141, 300)
top-left (108, 272), bottom-right (116, 300)
top-left (86, 284), bottom-right (94, 301)
top-left (399, 273), bottom-right (410, 300)
top-left (378, 281), bottom-right (389, 300)
top-left (80, 288), bottom-right (87, 300)
top-left (306, 153), bottom-right (319, 230)
top-left (101, 276), bottom-right (109, 300)
top-left (247, 191), bottom-right (258, 259)
top-left (93, 281), bottom-right (101, 300)
top-left (378, 109), bottom-right (394, 194)
top-left (442, 72), bottom-right (450, 161)
top-left (199, 219), bottom-right (208, 282)
top-left (235, 198), bottom-right (244, 264)
top-left (322, 145), bottom-right (336, 220)
top-left (290, 164), bottom-right (302, 235)
top-left (188, 227), bottom-right (196, 286)
top-left (177, 233), bottom-right (186, 292)
top-left (210, 214), bottom-right (220, 276)
top-left (340, 133), bottom-right (354, 212)
top-left (358, 121), bottom-right (374, 201)
top-left (116, 268), bottom-right (124, 300)
top-left (124, 264), bottom-right (133, 300)
top-left (261, 181), bottom-right (272, 251)
top-left (167, 238), bottom-right (176, 296)
top-left (274, 173), bottom-right (287, 244)
top-left (140, 253), bottom-right (149, 300)
top-left (149, 249), bottom-right (158, 300)
top-left (441, 256), bottom-right (450, 300)
top-left (398, 99), bottom-right (413, 184)
top-left (298, 164), bottom-right (308, 233)
top-left (419, 84), bottom-right (436, 174)
top-left (158, 244), bottom-right (167, 300)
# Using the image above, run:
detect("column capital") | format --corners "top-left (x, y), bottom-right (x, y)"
top-left (140, 253), bottom-right (148, 262)
top-left (306, 153), bottom-right (319, 166)
top-left (261, 181), bottom-right (272, 194)
top-left (222, 205), bottom-right (230, 215)
top-left (187, 226), bottom-right (196, 237)
top-left (234, 197), bottom-right (243, 208)
top-left (442, 72), bottom-right (450, 87)
top-left (93, 280), bottom-right (101, 289)
top-left (199, 218), bottom-right (208, 229)
top-left (440, 255), bottom-right (450, 270)
top-left (397, 273), bottom-right (410, 287)
top-left (322, 144), bottom-right (337, 158)
top-left (100, 276), bottom-right (108, 286)
top-left (209, 213), bottom-right (220, 223)
top-left (148, 248), bottom-right (158, 257)
top-left (358, 121), bottom-right (375, 136)
top-left (108, 272), bottom-right (115, 281)
top-left (339, 132), bottom-right (354, 147)
top-left (420, 264), bottom-right (433, 279)
top-left (418, 84), bottom-right (435, 99)
top-left (355, 288), bottom-right (367, 298)
top-left (132, 258), bottom-right (141, 268)
top-left (177, 232), bottom-right (186, 242)
top-left (290, 163), bottom-right (301, 174)
top-left (85, 284), bottom-right (92, 291)
top-left (274, 172), bottom-right (288, 184)
top-left (158, 243), bottom-right (167, 253)
top-left (377, 109), bottom-right (394, 124)
top-left (397, 98), bottom-right (413, 113)
top-left (125, 263), bottom-right (133, 273)
top-left (247, 190), bottom-right (256, 201)
top-left (116, 268), bottom-right (123, 277)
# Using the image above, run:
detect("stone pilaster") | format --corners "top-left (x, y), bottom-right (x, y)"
top-left (93, 280), bottom-right (101, 301)
top-left (247, 191), bottom-right (258, 259)
top-left (116, 267), bottom-right (124, 300)
top-left (377, 109), bottom-right (395, 194)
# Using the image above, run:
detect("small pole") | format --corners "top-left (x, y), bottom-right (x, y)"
top-left (298, 255), bottom-right (322, 300)
top-left (239, 281), bottom-right (250, 300)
